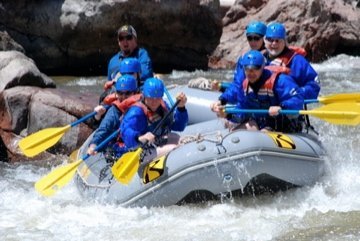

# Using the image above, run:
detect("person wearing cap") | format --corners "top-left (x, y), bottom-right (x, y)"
top-left (119, 77), bottom-right (188, 163)
top-left (212, 21), bottom-right (267, 105)
top-left (264, 22), bottom-right (320, 100)
top-left (211, 50), bottom-right (304, 132)
top-left (87, 74), bottom-right (139, 156)
top-left (107, 25), bottom-right (153, 87)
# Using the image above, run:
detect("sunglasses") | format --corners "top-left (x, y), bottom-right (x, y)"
top-left (265, 38), bottom-right (281, 43)
top-left (116, 91), bottom-right (132, 96)
top-left (118, 35), bottom-right (133, 41)
top-left (247, 35), bottom-right (262, 41)
top-left (244, 65), bottom-right (262, 70)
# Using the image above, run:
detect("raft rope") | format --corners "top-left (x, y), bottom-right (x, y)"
top-left (179, 130), bottom-right (224, 145)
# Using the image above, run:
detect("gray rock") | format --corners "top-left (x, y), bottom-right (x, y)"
top-left (0, 51), bottom-right (55, 91)
top-left (0, 31), bottom-right (24, 52)
top-left (0, 86), bottom-right (97, 162)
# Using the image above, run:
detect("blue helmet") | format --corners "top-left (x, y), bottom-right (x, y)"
top-left (246, 21), bottom-right (267, 36)
top-left (266, 22), bottom-right (286, 39)
top-left (119, 58), bottom-right (141, 74)
top-left (241, 50), bottom-right (265, 68)
top-left (143, 77), bottom-right (164, 98)
top-left (115, 74), bottom-right (137, 92)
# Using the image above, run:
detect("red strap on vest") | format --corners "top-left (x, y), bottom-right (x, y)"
top-left (112, 94), bottom-right (142, 113)
top-left (264, 65), bottom-right (291, 74)
top-left (242, 71), bottom-right (280, 92)
top-left (132, 99), bottom-right (168, 124)
top-left (289, 46), bottom-right (307, 57)
top-left (271, 46), bottom-right (307, 67)
top-left (103, 93), bottom-right (117, 105)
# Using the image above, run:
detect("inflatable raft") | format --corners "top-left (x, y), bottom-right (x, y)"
top-left (74, 86), bottom-right (326, 207)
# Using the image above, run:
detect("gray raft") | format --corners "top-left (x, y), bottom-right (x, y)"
top-left (74, 86), bottom-right (326, 207)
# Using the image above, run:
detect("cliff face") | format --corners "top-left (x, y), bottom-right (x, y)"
top-left (209, 0), bottom-right (360, 68)
top-left (0, 0), bottom-right (223, 75)
top-left (1, 0), bottom-right (359, 73)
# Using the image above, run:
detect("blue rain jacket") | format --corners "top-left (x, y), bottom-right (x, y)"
top-left (229, 69), bottom-right (304, 129)
top-left (107, 47), bottom-right (153, 84)
top-left (120, 102), bottom-right (188, 151)
top-left (220, 47), bottom-right (320, 104)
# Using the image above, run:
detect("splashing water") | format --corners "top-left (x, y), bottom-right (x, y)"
top-left (1, 55), bottom-right (360, 241)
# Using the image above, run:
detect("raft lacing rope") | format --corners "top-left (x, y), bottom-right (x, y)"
top-left (179, 130), bottom-right (224, 145)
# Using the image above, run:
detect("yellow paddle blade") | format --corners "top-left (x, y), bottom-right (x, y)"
top-left (19, 125), bottom-right (71, 157)
top-left (35, 160), bottom-right (83, 197)
top-left (319, 92), bottom-right (360, 104)
top-left (69, 149), bottom-right (79, 163)
top-left (300, 102), bottom-right (360, 125)
top-left (111, 148), bottom-right (142, 185)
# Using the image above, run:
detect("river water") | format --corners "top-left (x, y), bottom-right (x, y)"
top-left (1, 54), bottom-right (360, 241)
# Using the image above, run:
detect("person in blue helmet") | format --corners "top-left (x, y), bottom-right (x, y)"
top-left (95, 57), bottom-right (143, 125)
top-left (211, 50), bottom-right (304, 133)
top-left (263, 22), bottom-right (320, 100)
top-left (107, 25), bottom-right (153, 86)
top-left (211, 21), bottom-right (267, 105)
top-left (104, 57), bottom-right (142, 91)
top-left (244, 21), bottom-right (267, 52)
top-left (119, 77), bottom-right (188, 163)
top-left (87, 74), bottom-right (138, 156)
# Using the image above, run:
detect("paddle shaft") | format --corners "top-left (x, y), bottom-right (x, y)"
top-left (225, 108), bottom-right (357, 116)
top-left (218, 91), bottom-right (360, 105)
top-left (164, 86), bottom-right (175, 107)
top-left (71, 105), bottom-right (111, 127)
top-left (70, 111), bottom-right (96, 127)
top-left (220, 81), bottom-right (231, 89)
top-left (140, 99), bottom-right (181, 148)
top-left (80, 128), bottom-right (120, 161)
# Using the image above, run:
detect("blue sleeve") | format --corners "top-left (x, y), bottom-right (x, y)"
top-left (233, 57), bottom-right (246, 87)
top-left (107, 53), bottom-right (120, 81)
top-left (275, 74), bottom-right (304, 110)
top-left (227, 87), bottom-right (247, 124)
top-left (90, 106), bottom-right (121, 147)
top-left (171, 107), bottom-right (188, 131)
top-left (120, 106), bottom-right (148, 149)
top-left (219, 57), bottom-right (245, 104)
top-left (138, 48), bottom-right (153, 83)
top-left (289, 55), bottom-right (320, 99)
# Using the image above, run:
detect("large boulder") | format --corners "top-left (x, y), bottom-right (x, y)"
top-left (0, 51), bottom-right (98, 162)
top-left (0, 0), bottom-right (222, 75)
top-left (0, 86), bottom-right (97, 162)
top-left (210, 0), bottom-right (360, 68)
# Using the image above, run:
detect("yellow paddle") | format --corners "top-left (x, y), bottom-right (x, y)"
top-left (219, 83), bottom-right (360, 105)
top-left (69, 149), bottom-right (79, 162)
top-left (35, 129), bottom-right (119, 197)
top-left (225, 102), bottom-right (360, 126)
top-left (111, 100), bottom-right (180, 185)
top-left (19, 106), bottom-right (109, 157)
top-left (304, 92), bottom-right (360, 104)
top-left (225, 92), bottom-right (360, 111)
